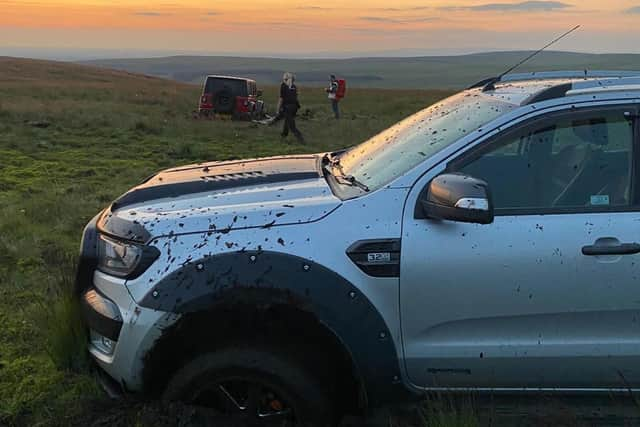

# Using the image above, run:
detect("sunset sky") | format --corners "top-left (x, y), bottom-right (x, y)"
top-left (2, 0), bottom-right (640, 57)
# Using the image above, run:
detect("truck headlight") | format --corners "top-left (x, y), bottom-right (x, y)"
top-left (97, 235), bottom-right (159, 278)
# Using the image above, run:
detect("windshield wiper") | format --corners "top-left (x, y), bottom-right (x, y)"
top-left (323, 153), bottom-right (370, 192)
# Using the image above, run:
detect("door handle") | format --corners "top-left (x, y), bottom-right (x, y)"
top-left (582, 243), bottom-right (640, 256)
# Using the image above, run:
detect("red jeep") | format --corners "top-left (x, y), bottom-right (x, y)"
top-left (198, 75), bottom-right (265, 120)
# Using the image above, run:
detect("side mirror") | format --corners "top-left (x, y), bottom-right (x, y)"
top-left (419, 173), bottom-right (494, 224)
top-left (256, 90), bottom-right (263, 97)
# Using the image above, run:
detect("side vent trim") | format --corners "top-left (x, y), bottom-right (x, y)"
top-left (346, 239), bottom-right (401, 278)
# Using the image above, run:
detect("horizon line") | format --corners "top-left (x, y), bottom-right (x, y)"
top-left (3, 45), bottom-right (640, 61)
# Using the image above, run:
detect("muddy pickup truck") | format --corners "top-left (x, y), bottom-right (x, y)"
top-left (78, 70), bottom-right (640, 425)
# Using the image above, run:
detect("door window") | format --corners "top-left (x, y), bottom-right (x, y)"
top-left (454, 109), bottom-right (635, 212)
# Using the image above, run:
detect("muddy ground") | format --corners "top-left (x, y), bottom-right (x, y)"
top-left (64, 394), bottom-right (640, 427)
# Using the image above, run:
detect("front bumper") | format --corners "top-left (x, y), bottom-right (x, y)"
top-left (77, 212), bottom-right (179, 392)
top-left (82, 287), bottom-right (123, 342)
top-left (79, 269), bottom-right (178, 392)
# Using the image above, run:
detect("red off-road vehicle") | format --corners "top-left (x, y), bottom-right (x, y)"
top-left (198, 75), bottom-right (265, 120)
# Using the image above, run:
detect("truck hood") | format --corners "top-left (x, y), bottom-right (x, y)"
top-left (99, 155), bottom-right (341, 242)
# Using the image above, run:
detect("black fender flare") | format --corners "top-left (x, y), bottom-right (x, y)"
top-left (75, 212), bottom-right (102, 295)
top-left (139, 250), bottom-right (411, 407)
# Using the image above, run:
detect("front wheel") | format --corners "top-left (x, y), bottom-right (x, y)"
top-left (163, 347), bottom-right (335, 425)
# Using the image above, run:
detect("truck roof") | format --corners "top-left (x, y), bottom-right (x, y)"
top-left (471, 70), bottom-right (640, 107)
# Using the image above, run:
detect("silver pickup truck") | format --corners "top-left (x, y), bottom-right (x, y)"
top-left (78, 70), bottom-right (640, 425)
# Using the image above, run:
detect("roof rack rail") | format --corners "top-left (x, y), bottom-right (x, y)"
top-left (521, 76), bottom-right (640, 106)
top-left (468, 70), bottom-right (640, 90)
top-left (568, 76), bottom-right (640, 95)
top-left (522, 83), bottom-right (573, 105)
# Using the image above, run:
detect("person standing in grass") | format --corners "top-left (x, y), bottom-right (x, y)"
top-left (277, 72), bottom-right (304, 143)
top-left (325, 74), bottom-right (340, 119)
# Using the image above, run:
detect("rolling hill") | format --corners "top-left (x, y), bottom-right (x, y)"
top-left (83, 51), bottom-right (640, 90)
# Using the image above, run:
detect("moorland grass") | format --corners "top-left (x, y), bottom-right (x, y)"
top-left (0, 57), bottom-right (451, 426)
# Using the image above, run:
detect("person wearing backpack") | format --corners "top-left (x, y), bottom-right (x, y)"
top-left (325, 74), bottom-right (340, 119)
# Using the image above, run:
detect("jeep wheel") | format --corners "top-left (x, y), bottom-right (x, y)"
top-left (163, 347), bottom-right (334, 425)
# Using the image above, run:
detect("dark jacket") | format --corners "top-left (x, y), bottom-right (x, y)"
top-left (280, 83), bottom-right (300, 109)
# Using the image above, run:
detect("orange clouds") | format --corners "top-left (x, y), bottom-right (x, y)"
top-left (1, 1), bottom-right (639, 54)
top-left (0, 0), bottom-right (635, 32)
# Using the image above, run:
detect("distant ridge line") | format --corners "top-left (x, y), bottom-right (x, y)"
top-left (78, 51), bottom-right (640, 90)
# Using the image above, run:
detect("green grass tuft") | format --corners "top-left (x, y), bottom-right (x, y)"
top-left (419, 394), bottom-right (480, 427)
top-left (34, 253), bottom-right (91, 373)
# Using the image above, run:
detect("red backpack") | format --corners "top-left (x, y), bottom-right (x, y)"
top-left (336, 79), bottom-right (346, 100)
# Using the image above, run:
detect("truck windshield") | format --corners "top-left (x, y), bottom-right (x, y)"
top-left (338, 90), bottom-right (517, 192)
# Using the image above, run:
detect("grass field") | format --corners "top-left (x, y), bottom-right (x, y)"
top-left (0, 56), bottom-right (451, 426)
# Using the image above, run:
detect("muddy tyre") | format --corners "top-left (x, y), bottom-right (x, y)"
top-left (163, 347), bottom-right (335, 426)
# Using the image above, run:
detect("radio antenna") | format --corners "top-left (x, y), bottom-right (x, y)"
top-left (476, 25), bottom-right (581, 91)
top-left (500, 25), bottom-right (581, 77)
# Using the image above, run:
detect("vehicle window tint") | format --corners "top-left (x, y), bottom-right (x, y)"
top-left (204, 78), bottom-right (248, 97)
top-left (456, 110), bottom-right (633, 211)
